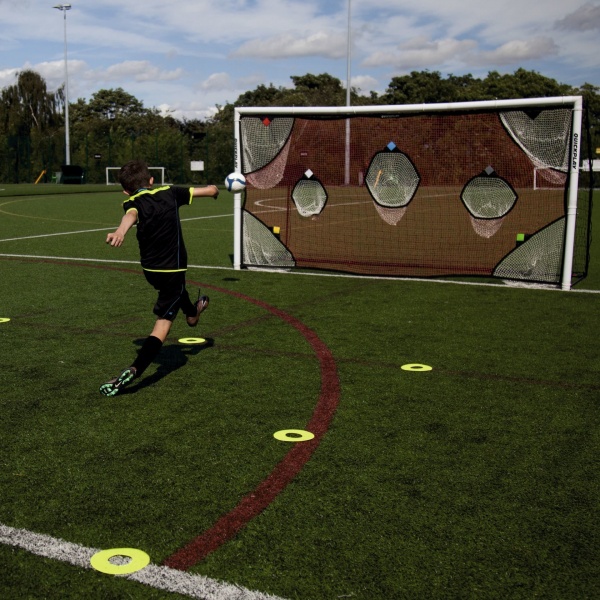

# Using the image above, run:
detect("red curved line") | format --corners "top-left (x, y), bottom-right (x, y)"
top-left (162, 282), bottom-right (340, 571)
top-left (0, 258), bottom-right (340, 571)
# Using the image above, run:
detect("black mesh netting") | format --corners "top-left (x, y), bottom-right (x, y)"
top-left (240, 107), bottom-right (591, 285)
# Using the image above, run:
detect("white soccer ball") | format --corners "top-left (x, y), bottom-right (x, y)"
top-left (225, 172), bottom-right (246, 192)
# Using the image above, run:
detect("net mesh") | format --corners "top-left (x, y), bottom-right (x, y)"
top-left (500, 108), bottom-right (572, 170)
top-left (460, 169), bottom-right (517, 219)
top-left (239, 104), bottom-right (590, 285)
top-left (366, 149), bottom-right (420, 208)
top-left (292, 174), bottom-right (328, 217)
top-left (534, 167), bottom-right (568, 189)
top-left (494, 219), bottom-right (565, 283)
top-left (243, 212), bottom-right (295, 268)
top-left (241, 117), bottom-right (294, 175)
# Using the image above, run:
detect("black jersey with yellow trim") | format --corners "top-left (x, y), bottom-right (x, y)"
top-left (123, 185), bottom-right (194, 272)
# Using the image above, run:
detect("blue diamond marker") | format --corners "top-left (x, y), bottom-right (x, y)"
top-left (387, 141), bottom-right (397, 151)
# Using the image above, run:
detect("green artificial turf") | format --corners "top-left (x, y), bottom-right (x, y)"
top-left (0, 187), bottom-right (598, 599)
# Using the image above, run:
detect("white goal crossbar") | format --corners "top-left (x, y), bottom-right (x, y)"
top-left (234, 96), bottom-right (584, 290)
top-left (106, 166), bottom-right (165, 186)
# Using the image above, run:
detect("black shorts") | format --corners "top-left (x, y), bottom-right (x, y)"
top-left (143, 270), bottom-right (195, 321)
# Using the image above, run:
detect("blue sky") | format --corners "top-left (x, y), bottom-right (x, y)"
top-left (1, 0), bottom-right (599, 121)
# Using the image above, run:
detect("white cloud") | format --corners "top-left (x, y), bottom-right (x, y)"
top-left (99, 61), bottom-right (183, 83)
top-left (471, 37), bottom-right (559, 66)
top-left (362, 37), bottom-right (477, 69)
top-left (555, 2), bottom-right (600, 31)
top-left (231, 31), bottom-right (348, 60)
top-left (0, 68), bottom-right (20, 90)
top-left (199, 72), bottom-right (234, 92)
top-left (156, 103), bottom-right (175, 117)
top-left (360, 31), bottom-right (562, 74)
top-left (157, 100), bottom-right (219, 121)
top-left (0, 0), bottom-right (598, 121)
top-left (350, 75), bottom-right (380, 95)
top-left (9, 60), bottom-right (89, 94)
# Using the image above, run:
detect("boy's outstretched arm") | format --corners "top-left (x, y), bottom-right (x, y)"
top-left (192, 184), bottom-right (219, 199)
top-left (106, 210), bottom-right (138, 247)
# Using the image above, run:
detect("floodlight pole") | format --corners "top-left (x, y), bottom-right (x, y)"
top-left (344, 0), bottom-right (352, 185)
top-left (54, 4), bottom-right (71, 166)
top-left (346, 0), bottom-right (352, 108)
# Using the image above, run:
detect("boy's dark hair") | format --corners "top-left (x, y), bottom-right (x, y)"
top-left (118, 160), bottom-right (152, 195)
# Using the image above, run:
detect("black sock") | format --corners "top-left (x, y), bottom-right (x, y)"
top-left (182, 290), bottom-right (196, 317)
top-left (131, 335), bottom-right (163, 377)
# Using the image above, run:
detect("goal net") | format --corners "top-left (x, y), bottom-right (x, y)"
top-left (106, 166), bottom-right (165, 186)
top-left (234, 97), bottom-right (591, 290)
top-left (533, 167), bottom-right (568, 191)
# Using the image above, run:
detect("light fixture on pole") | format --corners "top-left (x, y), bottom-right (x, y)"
top-left (54, 4), bottom-right (72, 166)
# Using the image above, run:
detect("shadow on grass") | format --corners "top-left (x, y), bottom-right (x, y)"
top-left (121, 337), bottom-right (215, 394)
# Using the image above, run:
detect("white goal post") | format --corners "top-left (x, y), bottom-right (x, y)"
top-left (106, 166), bottom-right (165, 186)
top-left (234, 96), bottom-right (585, 290)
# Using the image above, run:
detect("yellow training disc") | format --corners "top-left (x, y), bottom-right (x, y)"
top-left (178, 337), bottom-right (206, 345)
top-left (0, 318), bottom-right (10, 323)
top-left (273, 429), bottom-right (315, 442)
top-left (90, 548), bottom-right (150, 575)
top-left (401, 363), bottom-right (433, 372)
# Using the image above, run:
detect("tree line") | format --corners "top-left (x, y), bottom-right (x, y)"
top-left (0, 68), bottom-right (598, 184)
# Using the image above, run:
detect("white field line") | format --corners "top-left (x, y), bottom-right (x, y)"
top-left (1, 252), bottom-right (598, 293)
top-left (0, 523), bottom-right (287, 600)
top-left (0, 227), bottom-right (114, 243)
top-left (0, 253), bottom-right (233, 270)
top-left (243, 267), bottom-right (600, 293)
top-left (1, 212), bottom-right (598, 294)
top-left (0, 214), bottom-right (234, 243)
top-left (181, 213), bottom-right (233, 222)
top-left (252, 191), bottom-right (457, 213)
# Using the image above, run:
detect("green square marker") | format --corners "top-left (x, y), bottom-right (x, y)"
top-left (516, 233), bottom-right (526, 242)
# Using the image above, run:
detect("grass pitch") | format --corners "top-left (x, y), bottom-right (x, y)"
top-left (0, 184), bottom-right (598, 599)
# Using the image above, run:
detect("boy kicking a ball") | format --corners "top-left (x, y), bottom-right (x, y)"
top-left (100, 159), bottom-right (219, 397)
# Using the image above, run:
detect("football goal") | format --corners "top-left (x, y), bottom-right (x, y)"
top-left (106, 166), bottom-right (165, 186)
top-left (233, 97), bottom-right (592, 290)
